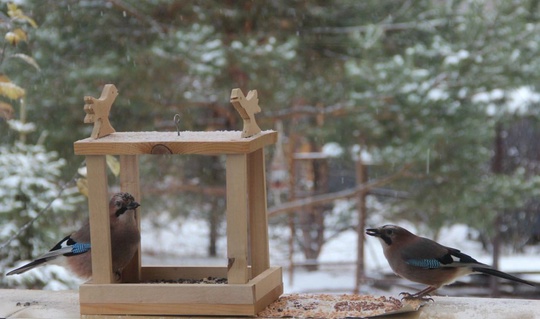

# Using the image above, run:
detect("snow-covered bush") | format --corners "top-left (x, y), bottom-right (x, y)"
top-left (0, 141), bottom-right (83, 289)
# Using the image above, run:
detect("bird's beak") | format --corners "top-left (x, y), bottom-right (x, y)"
top-left (365, 228), bottom-right (380, 237)
top-left (127, 201), bottom-right (140, 210)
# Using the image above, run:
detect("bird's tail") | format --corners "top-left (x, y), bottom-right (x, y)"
top-left (6, 258), bottom-right (48, 276)
top-left (472, 266), bottom-right (535, 286)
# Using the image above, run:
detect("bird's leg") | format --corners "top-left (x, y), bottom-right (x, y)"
top-left (414, 285), bottom-right (437, 297)
top-left (400, 286), bottom-right (436, 302)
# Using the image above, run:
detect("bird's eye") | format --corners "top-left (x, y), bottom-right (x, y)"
top-left (386, 229), bottom-right (394, 236)
top-left (115, 200), bottom-right (122, 207)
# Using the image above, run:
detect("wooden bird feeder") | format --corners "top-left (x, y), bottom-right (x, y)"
top-left (74, 85), bottom-right (282, 316)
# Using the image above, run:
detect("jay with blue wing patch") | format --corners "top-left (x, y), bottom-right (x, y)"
top-left (366, 225), bottom-right (535, 299)
top-left (6, 192), bottom-right (140, 280)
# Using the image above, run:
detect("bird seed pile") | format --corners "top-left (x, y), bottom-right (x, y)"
top-left (257, 294), bottom-right (407, 318)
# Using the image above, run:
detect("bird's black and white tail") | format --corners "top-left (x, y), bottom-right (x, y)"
top-left (6, 258), bottom-right (51, 276)
top-left (473, 266), bottom-right (535, 286)
top-left (6, 235), bottom-right (90, 276)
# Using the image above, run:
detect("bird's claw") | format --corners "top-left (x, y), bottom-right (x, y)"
top-left (399, 292), bottom-right (434, 302)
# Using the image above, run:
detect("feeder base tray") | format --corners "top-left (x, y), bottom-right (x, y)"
top-left (79, 266), bottom-right (283, 316)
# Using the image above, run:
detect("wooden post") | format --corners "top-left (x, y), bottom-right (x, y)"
top-left (287, 133), bottom-right (297, 286)
top-left (354, 159), bottom-right (368, 294)
top-left (119, 155), bottom-right (141, 283)
top-left (490, 123), bottom-right (504, 297)
top-left (226, 154), bottom-right (249, 284)
top-left (248, 148), bottom-right (270, 278)
top-left (86, 155), bottom-right (114, 284)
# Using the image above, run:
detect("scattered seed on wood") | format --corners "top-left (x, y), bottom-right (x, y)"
top-left (146, 277), bottom-right (228, 284)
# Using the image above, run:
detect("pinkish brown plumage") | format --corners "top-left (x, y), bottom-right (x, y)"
top-left (366, 225), bottom-right (534, 299)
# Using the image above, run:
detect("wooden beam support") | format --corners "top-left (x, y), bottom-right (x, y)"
top-left (86, 155), bottom-right (114, 284)
top-left (226, 154), bottom-right (249, 284)
top-left (119, 155), bottom-right (141, 283)
top-left (248, 148), bottom-right (270, 278)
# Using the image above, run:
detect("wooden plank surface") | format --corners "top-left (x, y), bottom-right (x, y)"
top-left (248, 148), bottom-right (271, 278)
top-left (119, 155), bottom-right (141, 283)
top-left (74, 131), bottom-right (277, 155)
top-left (251, 267), bottom-right (283, 302)
top-left (2, 289), bottom-right (540, 318)
top-left (80, 283), bottom-right (255, 305)
top-left (226, 154), bottom-right (250, 284)
top-left (86, 155), bottom-right (114, 284)
top-left (0, 289), bottom-right (79, 319)
top-left (80, 302), bottom-right (256, 316)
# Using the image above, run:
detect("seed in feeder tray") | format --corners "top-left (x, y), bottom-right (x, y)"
top-left (147, 277), bottom-right (228, 284)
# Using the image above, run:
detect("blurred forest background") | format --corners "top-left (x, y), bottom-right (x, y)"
top-left (1, 0), bottom-right (540, 291)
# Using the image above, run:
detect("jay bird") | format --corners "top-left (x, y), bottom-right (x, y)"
top-left (6, 192), bottom-right (141, 280)
top-left (366, 225), bottom-right (534, 298)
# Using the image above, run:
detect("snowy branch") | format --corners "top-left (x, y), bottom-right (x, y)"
top-left (267, 164), bottom-right (412, 217)
top-left (0, 175), bottom-right (78, 251)
top-left (307, 19), bottom-right (448, 34)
